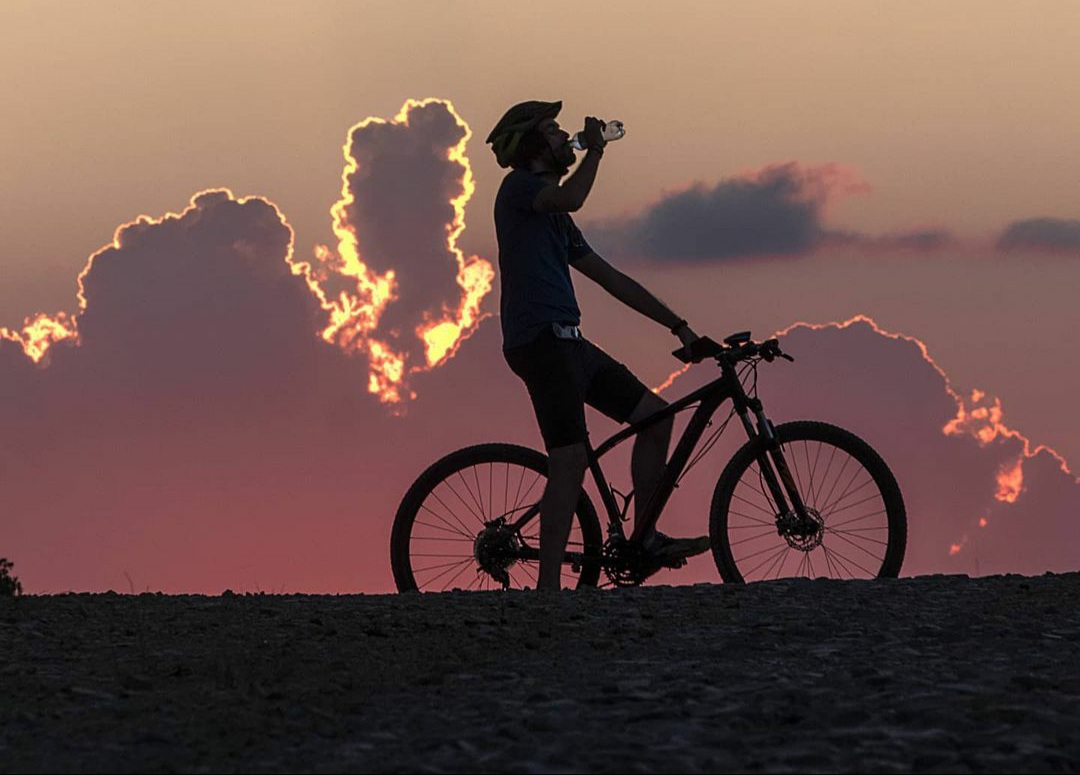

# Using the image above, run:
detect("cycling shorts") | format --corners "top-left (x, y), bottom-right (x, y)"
top-left (503, 326), bottom-right (649, 450)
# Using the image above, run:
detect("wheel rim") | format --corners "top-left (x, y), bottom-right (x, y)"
top-left (726, 439), bottom-right (892, 581)
top-left (406, 460), bottom-right (595, 592)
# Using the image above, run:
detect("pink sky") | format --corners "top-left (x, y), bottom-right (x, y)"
top-left (1, 3), bottom-right (1077, 591)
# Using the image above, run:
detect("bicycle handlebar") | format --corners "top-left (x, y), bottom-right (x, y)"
top-left (671, 334), bottom-right (795, 365)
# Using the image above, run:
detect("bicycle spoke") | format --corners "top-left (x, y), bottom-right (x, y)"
top-left (517, 561), bottom-right (538, 586)
top-left (823, 489), bottom-right (882, 521)
top-left (414, 558), bottom-right (472, 574)
top-left (420, 561), bottom-right (475, 589)
top-left (511, 462), bottom-right (527, 514)
top-left (425, 491), bottom-right (479, 539)
top-left (416, 511), bottom-right (474, 539)
top-left (829, 509), bottom-right (888, 530)
top-left (817, 454), bottom-right (852, 519)
top-left (808, 441), bottom-right (825, 508)
top-left (820, 545), bottom-right (841, 578)
top-left (747, 461), bottom-right (779, 514)
top-left (821, 540), bottom-right (877, 577)
top-left (790, 442), bottom-right (807, 499)
top-left (819, 466), bottom-right (867, 518)
top-left (762, 545), bottom-right (790, 579)
top-left (822, 544), bottom-right (859, 579)
top-left (800, 441), bottom-right (813, 506)
top-left (743, 544), bottom-right (790, 579)
top-left (414, 558), bottom-right (472, 581)
top-left (815, 444), bottom-right (839, 513)
top-left (472, 465), bottom-right (486, 518)
top-left (729, 528), bottom-right (780, 547)
top-left (727, 509), bottom-right (775, 527)
top-left (827, 531), bottom-right (885, 566)
top-left (456, 470), bottom-right (486, 520)
top-left (731, 490), bottom-right (777, 519)
top-left (828, 528), bottom-right (888, 547)
top-left (774, 547), bottom-right (794, 579)
top-left (440, 478), bottom-right (484, 526)
top-left (519, 471), bottom-right (544, 508)
top-left (736, 542), bottom-right (792, 563)
top-left (413, 535), bottom-right (475, 544)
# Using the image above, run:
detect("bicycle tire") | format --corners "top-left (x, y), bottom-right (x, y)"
top-left (710, 421), bottom-right (906, 583)
top-left (391, 443), bottom-right (604, 592)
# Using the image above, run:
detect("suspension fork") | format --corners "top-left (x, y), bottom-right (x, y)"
top-left (737, 399), bottom-right (810, 521)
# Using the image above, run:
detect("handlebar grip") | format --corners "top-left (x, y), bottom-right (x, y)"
top-left (671, 336), bottom-right (723, 363)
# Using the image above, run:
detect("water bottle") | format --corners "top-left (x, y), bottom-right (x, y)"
top-left (569, 120), bottom-right (625, 151)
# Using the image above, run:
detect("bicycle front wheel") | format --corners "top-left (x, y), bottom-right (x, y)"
top-left (391, 443), bottom-right (604, 592)
top-left (710, 421), bottom-right (906, 582)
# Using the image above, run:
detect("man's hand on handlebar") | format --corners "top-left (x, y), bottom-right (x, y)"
top-left (673, 322), bottom-right (701, 362)
top-left (670, 334), bottom-right (796, 365)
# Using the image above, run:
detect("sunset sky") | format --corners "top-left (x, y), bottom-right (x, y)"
top-left (2, 1), bottom-right (1077, 592)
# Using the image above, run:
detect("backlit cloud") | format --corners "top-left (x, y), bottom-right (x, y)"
top-left (295, 98), bottom-right (495, 406)
top-left (652, 316), bottom-right (1078, 579)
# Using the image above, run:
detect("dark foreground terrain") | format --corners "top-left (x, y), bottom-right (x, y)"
top-left (2, 573), bottom-right (1079, 773)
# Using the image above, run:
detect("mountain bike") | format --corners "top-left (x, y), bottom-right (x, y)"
top-left (391, 331), bottom-right (906, 591)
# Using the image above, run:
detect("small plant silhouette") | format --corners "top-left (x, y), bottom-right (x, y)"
top-left (0, 557), bottom-right (23, 596)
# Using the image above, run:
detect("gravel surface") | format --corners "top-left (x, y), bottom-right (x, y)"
top-left (2, 573), bottom-right (1079, 773)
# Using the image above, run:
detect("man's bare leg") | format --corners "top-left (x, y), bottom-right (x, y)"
top-left (538, 442), bottom-right (588, 591)
top-left (627, 391), bottom-right (673, 542)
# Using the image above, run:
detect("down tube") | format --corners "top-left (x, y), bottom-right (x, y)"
top-left (636, 391), bottom-right (727, 532)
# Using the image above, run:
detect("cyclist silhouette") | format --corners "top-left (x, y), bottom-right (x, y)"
top-left (486, 100), bottom-right (711, 591)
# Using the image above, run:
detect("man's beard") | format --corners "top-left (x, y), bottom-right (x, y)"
top-left (551, 145), bottom-right (575, 176)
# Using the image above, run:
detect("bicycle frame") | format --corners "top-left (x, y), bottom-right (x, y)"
top-left (509, 356), bottom-right (812, 552)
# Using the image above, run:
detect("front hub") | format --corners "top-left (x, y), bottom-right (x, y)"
top-left (775, 507), bottom-right (826, 551)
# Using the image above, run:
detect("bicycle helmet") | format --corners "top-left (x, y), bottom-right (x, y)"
top-left (485, 100), bottom-right (562, 169)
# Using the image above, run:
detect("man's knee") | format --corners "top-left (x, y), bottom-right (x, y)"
top-left (547, 441), bottom-right (588, 484)
top-left (629, 391), bottom-right (671, 429)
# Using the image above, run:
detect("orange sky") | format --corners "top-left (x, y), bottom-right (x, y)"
top-left (3, 0), bottom-right (1080, 316)
top-left (10, 0), bottom-right (1076, 455)
top-left (1, 2), bottom-right (1078, 590)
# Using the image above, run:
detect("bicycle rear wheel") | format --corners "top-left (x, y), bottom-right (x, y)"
top-left (391, 443), bottom-right (603, 592)
top-left (710, 421), bottom-right (906, 582)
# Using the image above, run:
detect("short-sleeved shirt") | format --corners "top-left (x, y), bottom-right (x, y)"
top-left (494, 169), bottom-right (595, 350)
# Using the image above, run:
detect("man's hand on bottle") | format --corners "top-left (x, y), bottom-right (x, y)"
top-left (583, 117), bottom-right (607, 151)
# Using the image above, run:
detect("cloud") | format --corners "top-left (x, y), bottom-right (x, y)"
top-left (585, 162), bottom-right (867, 261)
top-left (300, 98), bottom-right (494, 405)
top-left (996, 217), bottom-right (1080, 253)
top-left (583, 162), bottom-right (963, 262)
top-left (0, 99), bottom-right (501, 594)
top-left (670, 317), bottom-right (1079, 578)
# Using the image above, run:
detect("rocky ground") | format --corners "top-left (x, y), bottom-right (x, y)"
top-left (2, 573), bottom-right (1079, 773)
